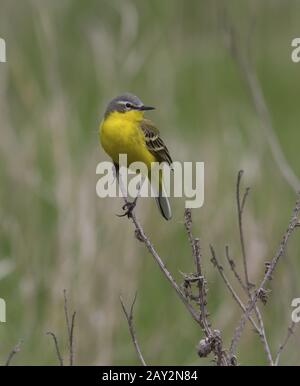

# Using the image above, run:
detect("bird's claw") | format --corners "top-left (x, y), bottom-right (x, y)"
top-left (117, 200), bottom-right (137, 218)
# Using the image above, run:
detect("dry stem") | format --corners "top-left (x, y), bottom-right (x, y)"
top-left (120, 293), bottom-right (147, 366)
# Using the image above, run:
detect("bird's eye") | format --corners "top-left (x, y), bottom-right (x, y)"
top-left (125, 102), bottom-right (133, 109)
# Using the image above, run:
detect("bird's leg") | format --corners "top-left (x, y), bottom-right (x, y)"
top-left (115, 162), bottom-right (136, 218)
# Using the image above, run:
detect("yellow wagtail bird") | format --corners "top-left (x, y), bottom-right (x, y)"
top-left (99, 93), bottom-right (173, 220)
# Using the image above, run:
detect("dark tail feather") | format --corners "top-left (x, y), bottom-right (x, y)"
top-left (155, 191), bottom-right (172, 220)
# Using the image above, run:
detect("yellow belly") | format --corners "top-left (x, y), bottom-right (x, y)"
top-left (99, 113), bottom-right (156, 169)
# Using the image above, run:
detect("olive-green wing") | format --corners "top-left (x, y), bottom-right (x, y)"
top-left (140, 119), bottom-right (173, 165)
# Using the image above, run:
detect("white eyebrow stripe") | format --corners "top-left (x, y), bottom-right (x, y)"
top-left (117, 101), bottom-right (143, 108)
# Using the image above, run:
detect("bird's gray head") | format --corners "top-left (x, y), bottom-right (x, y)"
top-left (105, 93), bottom-right (155, 116)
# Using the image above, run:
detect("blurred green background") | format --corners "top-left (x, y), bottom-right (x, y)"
top-left (0, 0), bottom-right (300, 365)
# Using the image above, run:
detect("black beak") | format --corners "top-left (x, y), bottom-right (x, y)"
top-left (139, 105), bottom-right (155, 111)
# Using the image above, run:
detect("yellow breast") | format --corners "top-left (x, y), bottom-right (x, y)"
top-left (99, 111), bottom-right (156, 168)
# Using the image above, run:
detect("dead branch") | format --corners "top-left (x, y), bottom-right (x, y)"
top-left (117, 166), bottom-right (298, 365)
top-left (47, 289), bottom-right (76, 366)
top-left (120, 293), bottom-right (147, 366)
top-left (4, 341), bottom-right (22, 366)
top-left (64, 289), bottom-right (76, 366)
top-left (234, 171), bottom-right (273, 365)
top-left (117, 172), bottom-right (229, 365)
top-left (218, 8), bottom-right (299, 363)
top-left (210, 245), bottom-right (259, 332)
top-left (230, 192), bottom-right (300, 358)
top-left (184, 209), bottom-right (229, 366)
top-left (184, 209), bottom-right (210, 334)
top-left (236, 170), bottom-right (251, 290)
top-left (225, 245), bottom-right (248, 293)
top-left (274, 322), bottom-right (296, 366)
top-left (117, 173), bottom-right (200, 324)
top-left (46, 332), bottom-right (64, 366)
top-left (253, 307), bottom-right (273, 366)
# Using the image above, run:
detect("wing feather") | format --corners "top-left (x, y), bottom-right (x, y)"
top-left (140, 119), bottom-right (173, 165)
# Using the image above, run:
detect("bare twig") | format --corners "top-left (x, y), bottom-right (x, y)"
top-left (64, 289), bottom-right (71, 339)
top-left (257, 194), bottom-right (300, 292)
top-left (222, 31), bottom-right (300, 366)
top-left (117, 173), bottom-right (200, 325)
top-left (234, 171), bottom-right (273, 365)
top-left (184, 210), bottom-right (229, 365)
top-left (46, 332), bottom-right (64, 366)
top-left (236, 170), bottom-right (251, 290)
top-left (118, 173), bottom-right (229, 365)
top-left (5, 341), bottom-right (22, 366)
top-left (47, 290), bottom-right (76, 366)
top-left (184, 209), bottom-right (210, 334)
top-left (117, 166), bottom-right (299, 365)
top-left (253, 307), bottom-right (273, 366)
top-left (225, 245), bottom-right (248, 293)
top-left (183, 210), bottom-right (229, 365)
top-left (210, 245), bottom-right (259, 332)
top-left (274, 322), bottom-right (296, 366)
top-left (120, 293), bottom-right (146, 366)
top-left (69, 312), bottom-right (76, 365)
top-left (63, 289), bottom-right (76, 366)
top-left (230, 193), bottom-right (300, 357)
